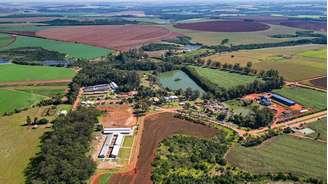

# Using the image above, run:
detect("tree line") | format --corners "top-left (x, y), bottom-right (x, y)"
top-left (25, 108), bottom-right (99, 184)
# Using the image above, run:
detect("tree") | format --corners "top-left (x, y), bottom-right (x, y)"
top-left (26, 116), bottom-right (32, 126)
top-left (221, 38), bottom-right (229, 45)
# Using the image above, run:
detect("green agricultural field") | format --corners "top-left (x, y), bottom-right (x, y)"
top-left (298, 48), bottom-right (327, 59)
top-left (0, 34), bottom-right (14, 47)
top-left (273, 86), bottom-right (327, 111)
top-left (0, 105), bottom-right (70, 184)
top-left (97, 173), bottom-right (112, 184)
top-left (4, 35), bottom-right (111, 59)
top-left (205, 44), bottom-right (326, 81)
top-left (189, 66), bottom-right (260, 89)
top-left (0, 64), bottom-right (75, 82)
top-left (0, 89), bottom-right (45, 115)
top-left (164, 24), bottom-right (317, 46)
top-left (226, 135), bottom-right (326, 180)
top-left (305, 118), bottom-right (327, 141)
top-left (8, 85), bottom-right (67, 97)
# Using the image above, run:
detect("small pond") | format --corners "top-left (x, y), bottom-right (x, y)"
top-left (158, 70), bottom-right (205, 93)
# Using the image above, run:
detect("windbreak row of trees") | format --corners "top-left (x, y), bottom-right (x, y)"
top-left (182, 66), bottom-right (284, 101)
top-left (25, 108), bottom-right (99, 184)
top-left (229, 107), bottom-right (274, 129)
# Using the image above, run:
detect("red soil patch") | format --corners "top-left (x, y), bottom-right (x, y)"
top-left (35, 25), bottom-right (180, 51)
top-left (109, 112), bottom-right (217, 184)
top-left (96, 104), bottom-right (137, 128)
top-left (174, 21), bottom-right (270, 32)
top-left (280, 21), bottom-right (327, 32)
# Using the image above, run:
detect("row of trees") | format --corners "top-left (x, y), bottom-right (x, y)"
top-left (25, 108), bottom-right (99, 184)
top-left (142, 43), bottom-right (178, 51)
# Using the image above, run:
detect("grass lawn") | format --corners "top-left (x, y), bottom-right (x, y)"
top-left (164, 24), bottom-right (317, 46)
top-left (4, 35), bottom-right (111, 59)
top-left (97, 173), bottom-right (112, 184)
top-left (273, 86), bottom-right (327, 111)
top-left (226, 135), bottom-right (326, 180)
top-left (122, 135), bottom-right (134, 148)
top-left (305, 118), bottom-right (327, 141)
top-left (0, 106), bottom-right (59, 184)
top-left (0, 89), bottom-right (45, 115)
top-left (224, 100), bottom-right (258, 116)
top-left (189, 66), bottom-right (260, 89)
top-left (0, 64), bottom-right (75, 82)
top-left (180, 48), bottom-right (210, 58)
top-left (0, 34), bottom-right (14, 47)
top-left (205, 45), bottom-right (326, 81)
top-left (117, 148), bottom-right (131, 165)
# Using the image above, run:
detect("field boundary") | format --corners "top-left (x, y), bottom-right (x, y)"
top-left (0, 79), bottom-right (72, 86)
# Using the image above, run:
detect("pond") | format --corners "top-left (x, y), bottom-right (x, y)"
top-left (158, 70), bottom-right (205, 93)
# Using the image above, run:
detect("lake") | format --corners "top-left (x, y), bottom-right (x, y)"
top-left (158, 70), bottom-right (205, 93)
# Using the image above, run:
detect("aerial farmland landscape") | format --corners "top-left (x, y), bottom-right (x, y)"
top-left (0, 0), bottom-right (326, 184)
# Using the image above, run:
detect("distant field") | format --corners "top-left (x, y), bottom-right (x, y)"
top-left (0, 34), bottom-right (14, 47)
top-left (205, 45), bottom-right (326, 81)
top-left (189, 66), bottom-right (261, 89)
top-left (298, 48), bottom-right (327, 59)
top-left (0, 64), bottom-right (75, 82)
top-left (0, 89), bottom-right (45, 115)
top-left (0, 105), bottom-right (70, 184)
top-left (165, 24), bottom-right (316, 45)
top-left (226, 135), bottom-right (326, 180)
top-left (4, 35), bottom-right (111, 59)
top-left (9, 85), bottom-right (67, 97)
top-left (305, 118), bottom-right (327, 141)
top-left (273, 86), bottom-right (327, 111)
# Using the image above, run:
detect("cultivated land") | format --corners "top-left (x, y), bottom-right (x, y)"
top-left (0, 89), bottom-right (45, 115)
top-left (175, 21), bottom-right (270, 32)
top-left (273, 86), bottom-right (327, 111)
top-left (0, 34), bottom-right (15, 47)
top-left (165, 24), bottom-right (316, 45)
top-left (7, 85), bottom-right (68, 97)
top-left (305, 118), bottom-right (327, 141)
top-left (301, 76), bottom-right (327, 89)
top-left (189, 66), bottom-right (260, 89)
top-left (0, 64), bottom-right (75, 82)
top-left (35, 25), bottom-right (180, 51)
top-left (205, 45), bottom-right (326, 81)
top-left (4, 35), bottom-right (111, 59)
top-left (109, 112), bottom-right (217, 184)
top-left (226, 135), bottom-right (327, 180)
top-left (0, 105), bottom-right (70, 184)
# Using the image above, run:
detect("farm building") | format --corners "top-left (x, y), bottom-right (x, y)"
top-left (103, 127), bottom-right (134, 135)
top-left (83, 83), bottom-right (117, 95)
top-left (271, 93), bottom-right (296, 106)
top-left (260, 96), bottom-right (271, 106)
top-left (98, 134), bottom-right (113, 158)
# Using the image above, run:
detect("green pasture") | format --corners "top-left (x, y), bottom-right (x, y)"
top-left (10, 85), bottom-right (67, 97)
top-left (273, 86), bottom-right (327, 111)
top-left (0, 34), bottom-right (14, 47)
top-left (305, 118), bottom-right (327, 141)
top-left (4, 35), bottom-right (111, 59)
top-left (189, 66), bottom-right (260, 89)
top-left (0, 89), bottom-right (45, 115)
top-left (298, 48), bottom-right (327, 59)
top-left (0, 64), bottom-right (75, 82)
top-left (226, 135), bottom-right (326, 180)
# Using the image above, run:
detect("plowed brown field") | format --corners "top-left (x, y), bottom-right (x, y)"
top-left (174, 21), bottom-right (270, 32)
top-left (36, 25), bottom-right (180, 51)
top-left (109, 112), bottom-right (217, 184)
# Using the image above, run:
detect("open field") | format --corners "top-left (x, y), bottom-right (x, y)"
top-left (0, 64), bottom-right (75, 82)
top-left (4, 85), bottom-right (68, 97)
top-left (96, 104), bottom-right (136, 128)
top-left (226, 135), bottom-right (326, 180)
top-left (109, 112), bottom-right (217, 184)
top-left (273, 86), bottom-right (327, 111)
top-left (301, 76), bottom-right (327, 89)
top-left (305, 118), bottom-right (327, 141)
top-left (3, 35), bottom-right (111, 59)
top-left (205, 45), bottom-right (326, 81)
top-left (0, 34), bottom-right (15, 47)
top-left (175, 21), bottom-right (270, 32)
top-left (0, 89), bottom-right (45, 115)
top-left (0, 17), bottom-right (59, 23)
top-left (189, 66), bottom-right (260, 89)
top-left (0, 105), bottom-right (70, 184)
top-left (36, 25), bottom-right (180, 51)
top-left (165, 24), bottom-right (316, 45)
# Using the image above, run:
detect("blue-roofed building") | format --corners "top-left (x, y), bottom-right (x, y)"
top-left (260, 96), bottom-right (271, 106)
top-left (271, 93), bottom-right (295, 106)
